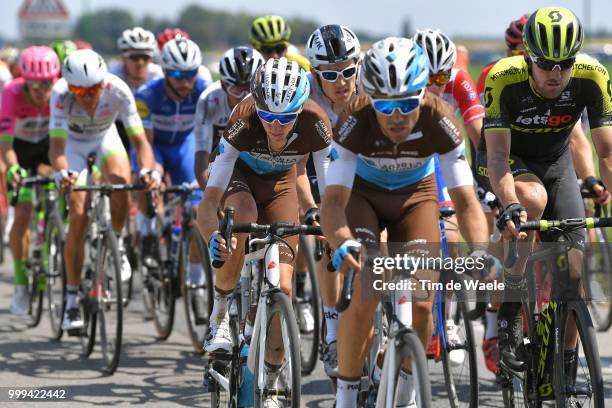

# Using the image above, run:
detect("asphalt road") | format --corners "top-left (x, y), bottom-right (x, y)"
top-left (1, 255), bottom-right (611, 407)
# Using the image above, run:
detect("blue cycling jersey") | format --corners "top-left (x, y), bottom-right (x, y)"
top-left (135, 77), bottom-right (209, 145)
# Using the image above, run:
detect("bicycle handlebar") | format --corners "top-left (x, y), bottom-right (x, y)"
top-left (336, 247), bottom-right (360, 313)
top-left (73, 183), bottom-right (149, 193)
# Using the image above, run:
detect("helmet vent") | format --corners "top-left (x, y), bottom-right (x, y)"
top-left (552, 25), bottom-right (561, 58)
top-left (389, 65), bottom-right (397, 89)
top-left (537, 23), bottom-right (549, 56)
top-left (565, 23), bottom-right (574, 56)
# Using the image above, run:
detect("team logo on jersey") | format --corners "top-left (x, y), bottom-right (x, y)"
top-left (136, 99), bottom-right (150, 118)
top-left (559, 90), bottom-right (572, 101)
top-left (468, 91), bottom-right (476, 101)
top-left (515, 110), bottom-right (573, 127)
top-left (337, 116), bottom-right (357, 142)
top-left (315, 119), bottom-right (332, 144)
top-left (225, 119), bottom-right (245, 141)
top-left (329, 147), bottom-right (339, 161)
top-left (438, 117), bottom-right (461, 144)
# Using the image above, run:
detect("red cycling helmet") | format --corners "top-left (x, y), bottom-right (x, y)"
top-left (156, 28), bottom-right (190, 51)
top-left (505, 14), bottom-right (529, 50)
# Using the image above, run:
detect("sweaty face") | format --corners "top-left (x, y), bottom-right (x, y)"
top-left (260, 118), bottom-right (295, 150)
top-left (167, 75), bottom-right (197, 99)
top-left (530, 62), bottom-right (573, 99)
top-left (315, 60), bottom-right (357, 105)
top-left (373, 89), bottom-right (424, 142)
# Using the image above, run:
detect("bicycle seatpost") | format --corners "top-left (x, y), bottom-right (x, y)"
top-left (212, 207), bottom-right (235, 269)
top-left (336, 247), bottom-right (360, 313)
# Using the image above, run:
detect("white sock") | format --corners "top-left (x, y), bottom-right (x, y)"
top-left (336, 378), bottom-right (359, 408)
top-left (210, 289), bottom-right (230, 326)
top-left (190, 262), bottom-right (205, 286)
top-left (485, 308), bottom-right (498, 340)
top-left (324, 306), bottom-right (340, 344)
top-left (66, 284), bottom-right (79, 309)
top-left (396, 369), bottom-right (416, 407)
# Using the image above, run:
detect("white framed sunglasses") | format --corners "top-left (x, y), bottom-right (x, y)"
top-left (315, 65), bottom-right (357, 82)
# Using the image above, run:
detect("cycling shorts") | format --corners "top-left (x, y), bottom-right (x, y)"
top-left (14, 137), bottom-right (50, 173)
top-left (475, 149), bottom-right (585, 250)
top-left (222, 162), bottom-right (299, 265)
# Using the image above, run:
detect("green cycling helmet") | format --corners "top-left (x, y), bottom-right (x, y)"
top-left (49, 40), bottom-right (77, 65)
top-left (523, 6), bottom-right (583, 61)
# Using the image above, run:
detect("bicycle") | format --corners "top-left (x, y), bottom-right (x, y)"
top-left (141, 183), bottom-right (214, 350)
top-left (72, 153), bottom-right (148, 374)
top-left (204, 207), bottom-right (319, 408)
top-left (11, 175), bottom-right (67, 338)
top-left (497, 217), bottom-right (607, 408)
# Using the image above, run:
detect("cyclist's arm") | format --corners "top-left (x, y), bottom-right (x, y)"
top-left (49, 137), bottom-right (68, 172)
top-left (321, 143), bottom-right (357, 249)
top-left (484, 129), bottom-right (519, 207)
top-left (194, 94), bottom-right (212, 189)
top-left (465, 118), bottom-right (483, 149)
top-left (570, 121), bottom-right (597, 179)
top-left (197, 139), bottom-right (240, 240)
top-left (118, 88), bottom-right (155, 170)
top-left (131, 130), bottom-right (155, 170)
top-left (0, 90), bottom-right (17, 168)
top-left (194, 151), bottom-right (209, 189)
top-left (439, 143), bottom-right (489, 247)
top-left (296, 157), bottom-right (316, 212)
top-left (591, 127), bottom-right (612, 190)
top-left (49, 85), bottom-right (69, 171)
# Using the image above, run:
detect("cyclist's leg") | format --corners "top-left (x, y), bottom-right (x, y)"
top-left (98, 129), bottom-right (130, 233)
top-left (336, 189), bottom-right (381, 407)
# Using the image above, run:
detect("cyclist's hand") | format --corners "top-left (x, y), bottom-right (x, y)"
top-left (497, 203), bottom-right (527, 240)
top-left (584, 176), bottom-right (611, 205)
top-left (332, 239), bottom-right (361, 275)
top-left (54, 169), bottom-right (77, 191)
top-left (139, 168), bottom-right (161, 191)
top-left (6, 164), bottom-right (26, 187)
top-left (304, 207), bottom-right (325, 241)
top-left (209, 230), bottom-right (236, 263)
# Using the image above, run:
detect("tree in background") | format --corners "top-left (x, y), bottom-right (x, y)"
top-left (74, 9), bottom-right (134, 53)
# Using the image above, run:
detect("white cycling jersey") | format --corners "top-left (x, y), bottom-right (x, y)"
top-left (307, 73), bottom-right (338, 126)
top-left (50, 73), bottom-right (143, 172)
top-left (193, 80), bottom-right (233, 154)
top-left (108, 61), bottom-right (163, 93)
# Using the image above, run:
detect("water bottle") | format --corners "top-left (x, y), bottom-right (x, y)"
top-left (238, 344), bottom-right (254, 407)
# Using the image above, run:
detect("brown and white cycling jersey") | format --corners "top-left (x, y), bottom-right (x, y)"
top-left (327, 93), bottom-right (473, 191)
top-left (207, 95), bottom-right (332, 190)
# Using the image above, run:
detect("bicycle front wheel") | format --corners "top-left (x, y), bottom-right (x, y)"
top-left (253, 291), bottom-right (301, 408)
top-left (584, 222), bottom-right (612, 331)
top-left (97, 230), bottom-right (123, 374)
top-left (45, 212), bottom-right (65, 340)
top-left (553, 301), bottom-right (604, 408)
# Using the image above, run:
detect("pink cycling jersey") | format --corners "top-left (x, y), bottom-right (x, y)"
top-left (0, 78), bottom-right (50, 144)
top-left (441, 68), bottom-right (484, 126)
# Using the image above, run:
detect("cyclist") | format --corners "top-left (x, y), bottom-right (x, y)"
top-left (0, 46), bottom-right (60, 315)
top-left (476, 6), bottom-right (612, 376)
top-left (0, 46), bottom-right (21, 79)
top-left (193, 46), bottom-right (264, 320)
top-left (304, 23), bottom-right (361, 378)
top-left (249, 15), bottom-right (311, 72)
top-left (49, 40), bottom-right (77, 66)
top-left (198, 58), bottom-right (331, 401)
top-left (414, 27), bottom-right (486, 366)
top-left (320, 37), bottom-right (489, 407)
top-left (112, 27), bottom-right (162, 93)
top-left (156, 27), bottom-right (190, 52)
top-left (49, 49), bottom-right (159, 330)
top-left (134, 37), bottom-right (209, 270)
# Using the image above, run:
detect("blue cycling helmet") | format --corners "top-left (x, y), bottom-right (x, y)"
top-left (251, 57), bottom-right (310, 113)
top-left (360, 37), bottom-right (429, 97)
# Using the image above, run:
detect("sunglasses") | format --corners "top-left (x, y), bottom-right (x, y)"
top-left (369, 89), bottom-right (424, 116)
top-left (166, 69), bottom-right (198, 81)
top-left (256, 109), bottom-right (300, 125)
top-left (127, 54), bottom-right (152, 62)
top-left (68, 82), bottom-right (104, 97)
top-left (226, 84), bottom-right (250, 99)
top-left (427, 71), bottom-right (451, 87)
top-left (529, 55), bottom-right (575, 71)
top-left (27, 80), bottom-right (54, 90)
top-left (259, 44), bottom-right (287, 55)
top-left (315, 66), bottom-right (357, 82)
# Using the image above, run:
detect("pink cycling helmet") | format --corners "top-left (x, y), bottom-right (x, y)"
top-left (20, 46), bottom-right (61, 81)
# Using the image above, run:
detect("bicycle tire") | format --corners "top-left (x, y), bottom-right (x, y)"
top-left (252, 290), bottom-right (301, 408)
top-left (151, 221), bottom-right (176, 340)
top-left (27, 263), bottom-right (44, 328)
top-left (378, 330), bottom-right (432, 408)
top-left (441, 277), bottom-right (478, 408)
top-left (553, 301), bottom-right (604, 408)
top-left (97, 229), bottom-right (123, 374)
top-left (584, 219), bottom-right (612, 331)
top-left (0, 206), bottom-right (5, 264)
top-left (295, 234), bottom-right (321, 375)
top-left (181, 223), bottom-right (213, 353)
top-left (79, 283), bottom-right (97, 357)
top-left (45, 210), bottom-right (65, 340)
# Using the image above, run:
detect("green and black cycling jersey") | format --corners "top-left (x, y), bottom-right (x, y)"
top-left (479, 54), bottom-right (612, 161)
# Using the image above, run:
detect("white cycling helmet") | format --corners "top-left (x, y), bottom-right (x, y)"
top-left (62, 49), bottom-right (107, 87)
top-left (250, 57), bottom-right (310, 113)
top-left (360, 37), bottom-right (429, 97)
top-left (306, 24), bottom-right (360, 67)
top-left (413, 29), bottom-right (457, 74)
top-left (160, 38), bottom-right (201, 71)
top-left (219, 46), bottom-right (264, 87)
top-left (117, 26), bottom-right (157, 56)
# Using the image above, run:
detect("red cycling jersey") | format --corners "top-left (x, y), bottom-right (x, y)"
top-left (442, 68), bottom-right (484, 126)
top-left (476, 62), bottom-right (496, 107)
